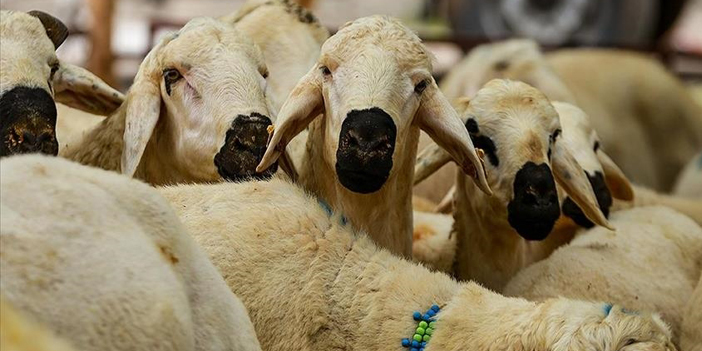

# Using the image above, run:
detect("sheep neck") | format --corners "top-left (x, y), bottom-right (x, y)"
top-left (60, 105), bottom-right (183, 186)
top-left (300, 117), bottom-right (417, 258)
top-left (453, 173), bottom-right (575, 291)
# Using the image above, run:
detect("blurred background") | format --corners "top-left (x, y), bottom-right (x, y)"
top-left (2, 0), bottom-right (701, 92)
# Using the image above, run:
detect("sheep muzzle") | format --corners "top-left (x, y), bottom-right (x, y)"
top-left (0, 86), bottom-right (58, 157)
top-left (335, 108), bottom-right (397, 194)
top-left (507, 162), bottom-right (560, 240)
top-left (562, 171), bottom-right (612, 228)
top-left (214, 113), bottom-right (277, 182)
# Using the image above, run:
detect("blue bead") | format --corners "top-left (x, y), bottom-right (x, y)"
top-left (431, 304), bottom-right (440, 312)
top-left (413, 312), bottom-right (422, 321)
top-left (427, 310), bottom-right (436, 317)
top-left (423, 314), bottom-right (431, 321)
top-left (401, 339), bottom-right (410, 347)
top-left (411, 348), bottom-right (419, 351)
top-left (422, 342), bottom-right (427, 347)
top-left (419, 348), bottom-right (424, 351)
top-left (412, 340), bottom-right (420, 348)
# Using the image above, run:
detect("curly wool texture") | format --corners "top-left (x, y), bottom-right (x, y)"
top-left (504, 206), bottom-right (702, 343)
top-left (0, 155), bottom-right (261, 351)
top-left (160, 178), bottom-right (674, 351)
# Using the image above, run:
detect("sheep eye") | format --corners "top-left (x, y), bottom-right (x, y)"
top-left (594, 141), bottom-right (600, 152)
top-left (163, 69), bottom-right (182, 95)
top-left (320, 66), bottom-right (331, 76)
top-left (415, 80), bottom-right (428, 94)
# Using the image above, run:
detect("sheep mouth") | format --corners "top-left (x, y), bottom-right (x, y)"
top-left (214, 114), bottom-right (277, 182)
top-left (335, 166), bottom-right (390, 194)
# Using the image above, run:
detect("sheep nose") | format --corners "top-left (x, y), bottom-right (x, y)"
top-left (20, 129), bottom-right (56, 152)
top-left (0, 86), bottom-right (58, 157)
top-left (214, 113), bottom-right (277, 182)
top-left (335, 108), bottom-right (397, 194)
top-left (507, 162), bottom-right (561, 241)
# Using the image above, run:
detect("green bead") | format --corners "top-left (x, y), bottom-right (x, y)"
top-left (413, 334), bottom-right (422, 342)
top-left (418, 321), bottom-right (428, 329)
top-left (416, 327), bottom-right (425, 335)
top-left (425, 327), bottom-right (433, 335)
top-left (429, 321), bottom-right (436, 329)
top-left (423, 335), bottom-right (431, 342)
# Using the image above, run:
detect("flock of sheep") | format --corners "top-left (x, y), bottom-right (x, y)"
top-left (1, 0), bottom-right (701, 350)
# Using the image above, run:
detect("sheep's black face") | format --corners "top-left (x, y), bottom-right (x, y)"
top-left (0, 86), bottom-right (58, 158)
top-left (507, 162), bottom-right (560, 240)
top-left (215, 113), bottom-right (277, 182)
top-left (335, 108), bottom-right (397, 194)
top-left (562, 171), bottom-right (612, 228)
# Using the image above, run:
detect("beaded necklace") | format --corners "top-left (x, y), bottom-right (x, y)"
top-left (401, 304), bottom-right (440, 351)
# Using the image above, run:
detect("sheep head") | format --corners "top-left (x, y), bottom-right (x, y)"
top-left (257, 15), bottom-right (490, 195)
top-left (416, 79), bottom-right (610, 240)
top-left (120, 17), bottom-right (285, 183)
top-left (0, 10), bottom-right (123, 158)
top-left (553, 101), bottom-right (634, 228)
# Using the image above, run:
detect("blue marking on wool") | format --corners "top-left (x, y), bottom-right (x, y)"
top-left (603, 303), bottom-right (613, 316)
top-left (317, 199), bottom-right (348, 226)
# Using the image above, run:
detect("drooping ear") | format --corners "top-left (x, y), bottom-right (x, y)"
top-left (551, 140), bottom-right (613, 229)
top-left (414, 80), bottom-right (491, 195)
top-left (120, 59), bottom-right (162, 177)
top-left (596, 149), bottom-right (634, 201)
top-left (52, 62), bottom-right (124, 116)
top-left (28, 10), bottom-right (68, 49)
top-left (257, 67), bottom-right (324, 172)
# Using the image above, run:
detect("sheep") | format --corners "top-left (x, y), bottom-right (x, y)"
top-left (413, 80), bottom-right (609, 291)
top-left (0, 10), bottom-right (123, 158)
top-left (673, 151), bottom-right (702, 199)
top-left (413, 39), bottom-right (576, 204)
top-left (547, 48), bottom-right (702, 191)
top-left (221, 0), bottom-right (329, 172)
top-left (159, 177), bottom-right (675, 351)
top-left (59, 16), bottom-right (294, 185)
top-left (412, 101), bottom-right (634, 274)
top-left (255, 15), bottom-right (491, 258)
top-left (503, 206), bottom-right (702, 344)
top-left (612, 184), bottom-right (702, 225)
top-left (0, 154), bottom-right (261, 351)
top-left (1, 295), bottom-right (77, 351)
top-left (681, 275), bottom-right (702, 351)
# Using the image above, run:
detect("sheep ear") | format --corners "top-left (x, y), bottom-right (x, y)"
top-left (597, 149), bottom-right (634, 201)
top-left (257, 67), bottom-right (323, 172)
top-left (552, 140), bottom-right (613, 229)
top-left (414, 81), bottom-right (491, 195)
top-left (52, 62), bottom-right (124, 116)
top-left (28, 10), bottom-right (68, 49)
top-left (120, 68), bottom-right (161, 178)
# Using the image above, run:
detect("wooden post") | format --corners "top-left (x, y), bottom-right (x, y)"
top-left (86, 0), bottom-right (117, 88)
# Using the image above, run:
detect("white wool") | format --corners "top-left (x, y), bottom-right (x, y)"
top-left (0, 155), bottom-right (261, 351)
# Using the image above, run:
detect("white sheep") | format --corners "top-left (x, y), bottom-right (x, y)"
top-left (547, 48), bottom-right (702, 191)
top-left (503, 206), bottom-right (702, 344)
top-left (0, 10), bottom-right (123, 157)
top-left (412, 100), bottom-right (634, 274)
top-left (255, 15), bottom-right (491, 258)
top-left (413, 39), bottom-right (576, 204)
top-left (681, 275), bottom-right (702, 351)
top-left (159, 177), bottom-right (675, 351)
top-left (59, 16), bottom-right (295, 185)
top-left (0, 155), bottom-right (261, 351)
top-left (414, 80), bottom-right (610, 291)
